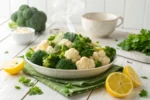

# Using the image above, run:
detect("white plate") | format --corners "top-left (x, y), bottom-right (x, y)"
top-left (24, 49), bottom-right (116, 79)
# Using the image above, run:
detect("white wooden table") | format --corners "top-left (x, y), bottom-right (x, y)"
top-left (0, 21), bottom-right (150, 100)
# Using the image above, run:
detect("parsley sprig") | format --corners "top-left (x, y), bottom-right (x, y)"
top-left (16, 76), bottom-right (43, 96)
top-left (139, 89), bottom-right (148, 97)
top-left (28, 86), bottom-right (43, 96)
top-left (141, 76), bottom-right (148, 79)
top-left (118, 29), bottom-right (150, 56)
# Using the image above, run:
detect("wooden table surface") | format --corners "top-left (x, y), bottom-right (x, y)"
top-left (0, 20), bottom-right (149, 100)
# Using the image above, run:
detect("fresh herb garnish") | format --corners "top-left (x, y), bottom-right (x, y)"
top-left (19, 76), bottom-right (25, 82)
top-left (15, 86), bottom-right (21, 89)
top-left (19, 76), bottom-right (34, 87)
top-left (4, 51), bottom-right (9, 54)
top-left (141, 76), bottom-right (148, 79)
top-left (118, 29), bottom-right (150, 56)
top-left (28, 86), bottom-right (43, 96)
top-left (139, 89), bottom-right (148, 97)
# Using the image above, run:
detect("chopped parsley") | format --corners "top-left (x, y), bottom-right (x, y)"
top-left (139, 89), bottom-right (148, 97)
top-left (19, 76), bottom-right (34, 87)
top-left (141, 76), bottom-right (148, 79)
top-left (4, 51), bottom-right (9, 54)
top-left (15, 86), bottom-right (21, 89)
top-left (28, 86), bottom-right (43, 96)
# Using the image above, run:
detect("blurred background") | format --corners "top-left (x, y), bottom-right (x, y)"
top-left (0, 0), bottom-right (149, 30)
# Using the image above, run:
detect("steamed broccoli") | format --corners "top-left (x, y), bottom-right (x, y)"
top-left (80, 49), bottom-right (94, 57)
top-left (43, 54), bottom-right (60, 68)
top-left (73, 34), bottom-right (93, 56)
top-left (54, 45), bottom-right (69, 58)
top-left (30, 50), bottom-right (48, 65)
top-left (26, 48), bottom-right (34, 60)
top-left (56, 59), bottom-right (76, 70)
top-left (63, 32), bottom-right (77, 42)
top-left (10, 4), bottom-right (47, 33)
top-left (95, 60), bottom-right (102, 67)
top-left (104, 46), bottom-right (116, 61)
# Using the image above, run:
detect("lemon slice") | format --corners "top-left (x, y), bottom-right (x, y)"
top-left (123, 65), bottom-right (142, 87)
top-left (105, 72), bottom-right (133, 98)
top-left (2, 58), bottom-right (24, 75)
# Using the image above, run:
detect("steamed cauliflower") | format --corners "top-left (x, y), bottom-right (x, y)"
top-left (64, 48), bottom-right (81, 62)
top-left (58, 39), bottom-right (73, 48)
top-left (101, 56), bottom-right (110, 65)
top-left (46, 46), bottom-right (55, 54)
top-left (92, 50), bottom-right (110, 65)
top-left (76, 57), bottom-right (95, 70)
top-left (34, 40), bottom-right (49, 51)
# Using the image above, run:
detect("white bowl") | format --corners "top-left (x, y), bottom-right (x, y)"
top-left (82, 12), bottom-right (123, 37)
top-left (24, 49), bottom-right (116, 79)
top-left (11, 27), bottom-right (35, 45)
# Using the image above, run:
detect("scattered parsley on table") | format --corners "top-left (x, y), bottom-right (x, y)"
top-left (139, 89), bottom-right (148, 97)
top-left (141, 76), bottom-right (148, 79)
top-left (28, 86), bottom-right (43, 96)
top-left (15, 86), bottom-right (21, 89)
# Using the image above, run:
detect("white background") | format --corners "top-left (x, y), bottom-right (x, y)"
top-left (0, 0), bottom-right (150, 30)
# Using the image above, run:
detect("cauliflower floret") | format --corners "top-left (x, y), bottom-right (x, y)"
top-left (58, 39), bottom-right (73, 48)
top-left (92, 49), bottom-right (110, 65)
top-left (64, 48), bottom-right (81, 62)
top-left (101, 56), bottom-right (110, 65)
top-left (92, 50), bottom-right (106, 61)
top-left (46, 46), bottom-right (55, 54)
top-left (34, 40), bottom-right (49, 51)
top-left (76, 57), bottom-right (95, 70)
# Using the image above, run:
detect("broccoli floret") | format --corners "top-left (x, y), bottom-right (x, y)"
top-left (56, 59), bottom-right (76, 70)
top-left (17, 11), bottom-right (23, 18)
top-left (95, 60), bottom-right (102, 67)
top-left (73, 34), bottom-right (93, 54)
top-left (23, 8), bottom-right (33, 19)
top-left (43, 54), bottom-right (60, 68)
top-left (30, 50), bottom-right (48, 66)
top-left (80, 49), bottom-right (94, 57)
top-left (104, 46), bottom-right (116, 61)
top-left (10, 4), bottom-right (47, 33)
top-left (63, 32), bottom-right (77, 42)
top-left (11, 11), bottom-right (18, 22)
top-left (16, 17), bottom-right (26, 26)
top-left (26, 48), bottom-right (34, 60)
top-left (19, 5), bottom-right (29, 11)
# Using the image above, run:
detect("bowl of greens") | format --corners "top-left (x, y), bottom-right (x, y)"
top-left (24, 32), bottom-right (116, 79)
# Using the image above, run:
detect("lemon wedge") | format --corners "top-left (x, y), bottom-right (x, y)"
top-left (105, 72), bottom-right (133, 98)
top-left (2, 58), bottom-right (24, 75)
top-left (123, 65), bottom-right (142, 87)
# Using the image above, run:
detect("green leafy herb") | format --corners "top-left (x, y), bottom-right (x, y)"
top-left (141, 76), bottom-right (148, 79)
top-left (95, 60), bottom-right (102, 67)
top-left (19, 76), bottom-right (25, 83)
top-left (28, 86), bottom-right (43, 96)
top-left (4, 51), bottom-right (9, 54)
top-left (19, 76), bottom-right (34, 87)
top-left (15, 86), bottom-right (21, 89)
top-left (139, 89), bottom-right (148, 97)
top-left (118, 29), bottom-right (150, 56)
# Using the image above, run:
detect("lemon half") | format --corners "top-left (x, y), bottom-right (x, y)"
top-left (105, 72), bottom-right (133, 98)
top-left (2, 58), bottom-right (24, 75)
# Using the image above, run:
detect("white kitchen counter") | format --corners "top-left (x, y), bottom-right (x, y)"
top-left (0, 21), bottom-right (149, 100)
